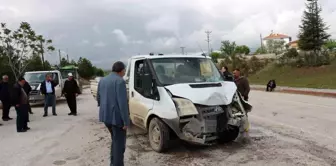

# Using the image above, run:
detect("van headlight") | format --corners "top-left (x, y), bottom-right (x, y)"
top-left (172, 98), bottom-right (198, 117)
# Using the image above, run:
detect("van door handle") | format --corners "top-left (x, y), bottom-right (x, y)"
top-left (131, 91), bottom-right (134, 97)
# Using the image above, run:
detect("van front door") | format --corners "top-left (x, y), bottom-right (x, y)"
top-left (128, 59), bottom-right (154, 129)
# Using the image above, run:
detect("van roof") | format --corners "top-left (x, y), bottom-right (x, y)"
top-left (130, 54), bottom-right (211, 60)
top-left (25, 70), bottom-right (59, 74)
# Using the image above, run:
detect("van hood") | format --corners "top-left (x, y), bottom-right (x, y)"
top-left (165, 82), bottom-right (237, 106)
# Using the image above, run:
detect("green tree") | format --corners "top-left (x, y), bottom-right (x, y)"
top-left (265, 39), bottom-right (286, 54)
top-left (35, 35), bottom-right (55, 70)
top-left (324, 39), bottom-right (336, 51)
top-left (210, 52), bottom-right (221, 63)
top-left (220, 40), bottom-right (236, 56)
top-left (95, 68), bottom-right (105, 77)
top-left (235, 45), bottom-right (250, 55)
top-left (0, 22), bottom-right (54, 79)
top-left (255, 46), bottom-right (267, 54)
top-left (77, 57), bottom-right (95, 79)
top-left (298, 0), bottom-right (330, 51)
top-left (60, 57), bottom-right (69, 67)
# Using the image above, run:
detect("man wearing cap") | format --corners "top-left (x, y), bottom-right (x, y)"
top-left (12, 77), bottom-right (30, 132)
top-left (0, 75), bottom-right (13, 122)
top-left (62, 73), bottom-right (80, 116)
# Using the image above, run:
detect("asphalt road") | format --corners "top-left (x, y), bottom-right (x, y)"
top-left (0, 89), bottom-right (335, 166)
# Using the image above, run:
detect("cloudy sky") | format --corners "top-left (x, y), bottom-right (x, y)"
top-left (1, 0), bottom-right (336, 69)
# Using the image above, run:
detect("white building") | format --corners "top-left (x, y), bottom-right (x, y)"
top-left (262, 32), bottom-right (292, 46)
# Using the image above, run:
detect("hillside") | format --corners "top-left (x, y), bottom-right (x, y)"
top-left (248, 59), bottom-right (336, 89)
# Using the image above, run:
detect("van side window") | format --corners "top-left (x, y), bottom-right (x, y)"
top-left (134, 60), bottom-right (155, 99)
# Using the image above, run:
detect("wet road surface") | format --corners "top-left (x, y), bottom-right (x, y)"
top-left (0, 90), bottom-right (335, 166)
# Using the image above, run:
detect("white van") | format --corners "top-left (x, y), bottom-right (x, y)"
top-left (24, 70), bottom-right (64, 104)
top-left (92, 53), bottom-right (252, 152)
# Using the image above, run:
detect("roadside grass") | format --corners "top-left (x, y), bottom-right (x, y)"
top-left (248, 59), bottom-right (336, 89)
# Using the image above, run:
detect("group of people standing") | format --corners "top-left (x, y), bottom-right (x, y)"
top-left (0, 73), bottom-right (80, 132)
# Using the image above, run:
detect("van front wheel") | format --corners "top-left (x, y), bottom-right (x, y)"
top-left (148, 117), bottom-right (170, 152)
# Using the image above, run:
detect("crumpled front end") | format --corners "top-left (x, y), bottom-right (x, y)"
top-left (173, 92), bottom-right (251, 145)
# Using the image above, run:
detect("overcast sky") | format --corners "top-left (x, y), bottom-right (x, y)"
top-left (1, 0), bottom-right (336, 69)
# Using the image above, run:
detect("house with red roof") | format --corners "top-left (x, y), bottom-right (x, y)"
top-left (262, 31), bottom-right (292, 46)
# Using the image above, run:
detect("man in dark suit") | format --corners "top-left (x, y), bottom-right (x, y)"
top-left (40, 73), bottom-right (57, 117)
top-left (97, 61), bottom-right (129, 166)
top-left (23, 81), bottom-right (33, 122)
top-left (12, 77), bottom-right (30, 132)
top-left (62, 73), bottom-right (80, 116)
top-left (0, 75), bottom-right (13, 122)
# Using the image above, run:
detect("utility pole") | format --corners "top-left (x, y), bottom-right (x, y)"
top-left (205, 30), bottom-right (212, 56)
top-left (58, 49), bottom-right (61, 67)
top-left (40, 41), bottom-right (45, 70)
top-left (260, 33), bottom-right (263, 48)
top-left (180, 46), bottom-right (185, 55)
top-left (66, 48), bottom-right (69, 63)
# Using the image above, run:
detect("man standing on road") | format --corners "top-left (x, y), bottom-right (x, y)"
top-left (62, 73), bottom-right (80, 116)
top-left (40, 74), bottom-right (57, 117)
top-left (97, 61), bottom-right (130, 166)
top-left (12, 77), bottom-right (30, 133)
top-left (23, 81), bottom-right (33, 122)
top-left (0, 75), bottom-right (13, 122)
top-left (233, 69), bottom-right (250, 101)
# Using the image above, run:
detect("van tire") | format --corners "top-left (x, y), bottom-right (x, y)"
top-left (148, 117), bottom-right (170, 152)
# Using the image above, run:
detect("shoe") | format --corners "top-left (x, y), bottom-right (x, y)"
top-left (43, 114), bottom-right (48, 117)
top-left (29, 112), bottom-right (34, 114)
top-left (68, 113), bottom-right (73, 116)
top-left (53, 114), bottom-right (57, 116)
top-left (24, 127), bottom-right (31, 130)
top-left (2, 118), bottom-right (9, 121)
top-left (8, 117), bottom-right (13, 120)
top-left (0, 123), bottom-right (3, 126)
top-left (17, 129), bottom-right (27, 133)
top-left (73, 114), bottom-right (77, 116)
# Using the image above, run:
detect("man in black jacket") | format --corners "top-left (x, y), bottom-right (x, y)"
top-left (40, 74), bottom-right (57, 117)
top-left (0, 75), bottom-right (13, 122)
top-left (220, 66), bottom-right (234, 81)
top-left (23, 81), bottom-right (33, 122)
top-left (62, 73), bottom-right (80, 116)
top-left (12, 77), bottom-right (30, 132)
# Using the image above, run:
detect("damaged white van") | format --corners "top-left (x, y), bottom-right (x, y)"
top-left (123, 53), bottom-right (252, 152)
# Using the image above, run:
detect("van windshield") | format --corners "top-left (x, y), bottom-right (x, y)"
top-left (151, 57), bottom-right (223, 85)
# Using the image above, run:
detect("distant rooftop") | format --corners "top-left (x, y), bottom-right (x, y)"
top-left (263, 32), bottom-right (291, 40)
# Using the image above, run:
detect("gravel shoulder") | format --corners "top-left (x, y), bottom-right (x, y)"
top-left (0, 89), bottom-right (336, 166)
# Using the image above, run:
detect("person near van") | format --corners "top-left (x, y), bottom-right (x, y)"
top-left (220, 66), bottom-right (234, 81)
top-left (62, 73), bottom-right (80, 116)
top-left (40, 74), bottom-right (57, 117)
top-left (12, 77), bottom-right (30, 132)
top-left (0, 75), bottom-right (13, 122)
top-left (233, 69), bottom-right (250, 101)
top-left (23, 81), bottom-right (32, 122)
top-left (97, 61), bottom-right (130, 166)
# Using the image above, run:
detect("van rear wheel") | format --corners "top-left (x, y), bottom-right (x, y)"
top-left (148, 117), bottom-right (170, 152)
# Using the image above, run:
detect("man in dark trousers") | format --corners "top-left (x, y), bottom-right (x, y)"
top-left (62, 73), bottom-right (80, 116)
top-left (12, 77), bottom-right (30, 132)
top-left (233, 69), bottom-right (250, 101)
top-left (0, 75), bottom-right (13, 122)
top-left (23, 81), bottom-right (33, 122)
top-left (40, 73), bottom-right (57, 117)
top-left (97, 61), bottom-right (130, 166)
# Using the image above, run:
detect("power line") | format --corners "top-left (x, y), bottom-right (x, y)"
top-left (205, 30), bottom-right (212, 55)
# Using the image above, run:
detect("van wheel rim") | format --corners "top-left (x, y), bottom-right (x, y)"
top-left (152, 126), bottom-right (161, 144)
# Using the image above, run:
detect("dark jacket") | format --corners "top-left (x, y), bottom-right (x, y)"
top-left (0, 82), bottom-right (10, 101)
top-left (62, 79), bottom-right (80, 95)
top-left (23, 82), bottom-right (32, 96)
top-left (222, 71), bottom-right (234, 81)
top-left (12, 83), bottom-right (27, 106)
top-left (234, 76), bottom-right (250, 101)
top-left (40, 80), bottom-right (57, 95)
